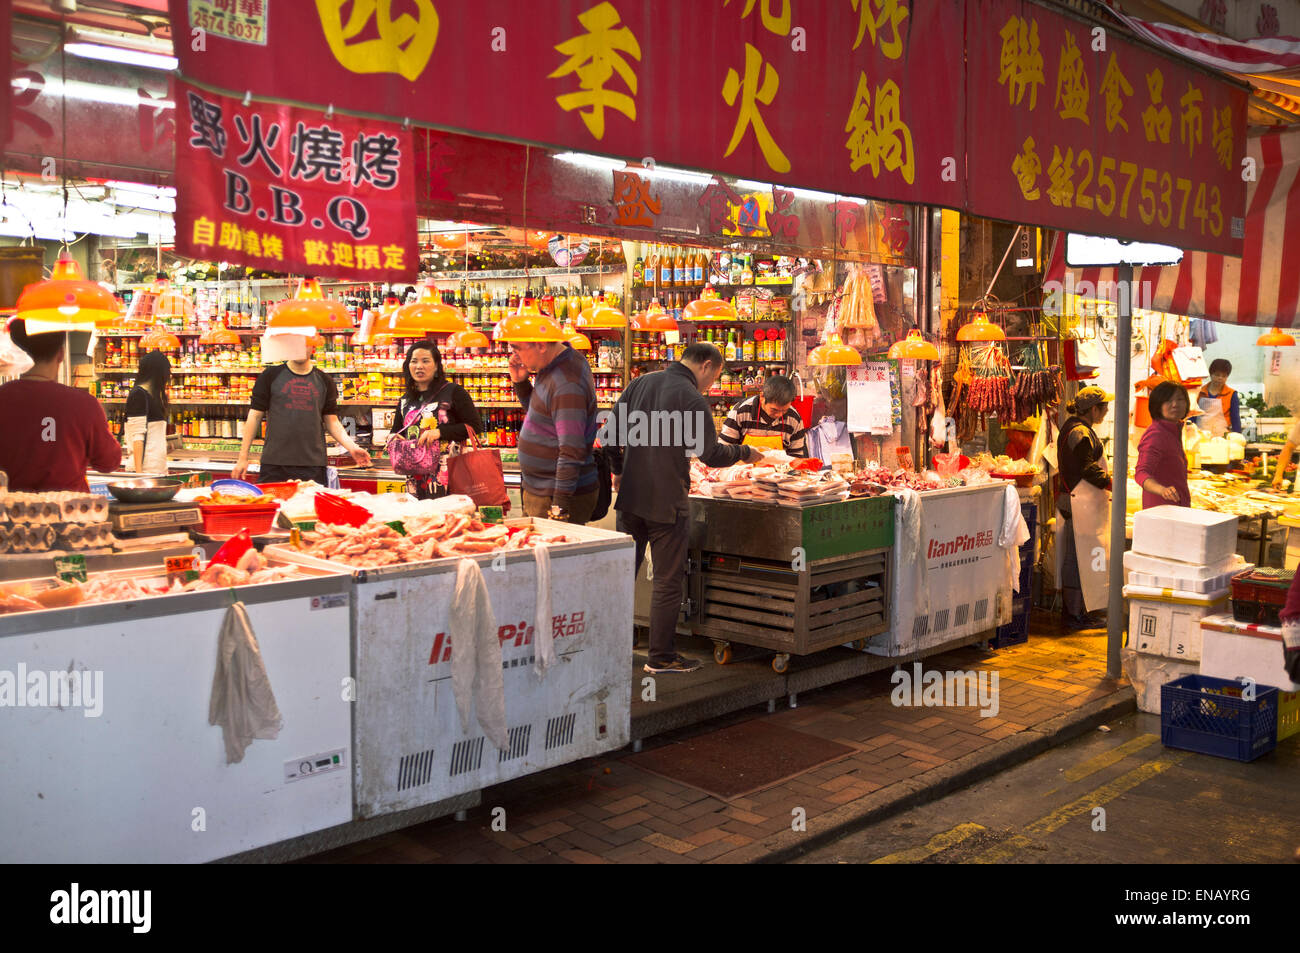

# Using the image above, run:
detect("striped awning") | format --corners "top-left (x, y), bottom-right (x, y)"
top-left (1046, 126), bottom-right (1300, 328)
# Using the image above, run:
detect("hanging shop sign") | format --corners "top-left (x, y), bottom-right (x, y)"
top-left (413, 130), bottom-right (916, 265)
top-left (967, 0), bottom-right (1249, 257)
top-left (168, 0), bottom-right (966, 210)
top-left (174, 81), bottom-right (418, 281)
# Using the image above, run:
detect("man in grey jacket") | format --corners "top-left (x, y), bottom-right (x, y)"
top-left (601, 343), bottom-right (766, 674)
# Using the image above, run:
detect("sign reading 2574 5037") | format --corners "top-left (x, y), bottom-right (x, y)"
top-left (189, 0), bottom-right (268, 46)
top-left (173, 81), bottom-right (419, 281)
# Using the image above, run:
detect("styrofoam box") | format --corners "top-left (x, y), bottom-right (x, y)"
top-left (1121, 647), bottom-right (1199, 714)
top-left (1123, 586), bottom-right (1226, 662)
top-left (1131, 505), bottom-right (1239, 565)
top-left (1124, 553), bottom-right (1251, 594)
top-left (1200, 619), bottom-right (1300, 693)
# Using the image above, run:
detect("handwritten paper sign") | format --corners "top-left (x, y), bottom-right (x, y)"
top-left (847, 362), bottom-right (893, 435)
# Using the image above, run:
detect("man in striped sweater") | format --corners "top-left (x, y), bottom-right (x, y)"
top-left (719, 374), bottom-right (808, 456)
top-left (509, 339), bottom-right (600, 523)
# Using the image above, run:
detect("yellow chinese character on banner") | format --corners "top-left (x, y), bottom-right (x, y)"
top-left (725, 0), bottom-right (791, 36)
top-left (851, 0), bottom-right (909, 59)
top-left (192, 216), bottom-right (216, 245)
top-left (1212, 105), bottom-right (1233, 170)
top-left (1099, 54), bottom-right (1132, 133)
top-left (382, 244), bottom-right (406, 269)
top-left (723, 43), bottom-right (790, 174)
top-left (355, 245), bottom-right (381, 270)
top-left (331, 243), bottom-right (355, 268)
top-left (242, 230), bottom-right (261, 257)
top-left (1054, 32), bottom-right (1090, 123)
top-left (1047, 146), bottom-right (1075, 207)
top-left (843, 72), bottom-right (914, 184)
top-left (315, 0), bottom-right (439, 82)
top-left (1012, 136), bottom-right (1042, 201)
top-left (304, 240), bottom-right (331, 266)
top-left (550, 2), bottom-right (642, 141)
top-left (1142, 69), bottom-right (1171, 144)
top-left (997, 15), bottom-right (1044, 110)
top-left (1180, 82), bottom-right (1203, 157)
top-left (218, 222), bottom-right (242, 251)
top-left (261, 235), bottom-right (284, 261)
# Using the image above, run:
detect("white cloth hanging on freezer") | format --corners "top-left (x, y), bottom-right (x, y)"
top-left (532, 543), bottom-right (556, 677)
top-left (889, 488), bottom-right (930, 642)
top-left (998, 484), bottom-right (1031, 595)
top-left (449, 557), bottom-right (508, 751)
top-left (208, 601), bottom-right (283, 765)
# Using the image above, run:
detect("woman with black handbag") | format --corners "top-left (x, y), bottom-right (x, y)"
top-left (389, 340), bottom-right (481, 499)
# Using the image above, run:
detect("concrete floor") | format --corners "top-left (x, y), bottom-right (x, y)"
top-left (794, 712), bottom-right (1300, 864)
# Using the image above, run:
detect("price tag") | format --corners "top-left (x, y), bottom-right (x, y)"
top-left (54, 554), bottom-right (88, 584)
top-left (166, 555), bottom-right (200, 586)
top-left (290, 527), bottom-right (303, 550)
top-left (377, 480), bottom-right (405, 494)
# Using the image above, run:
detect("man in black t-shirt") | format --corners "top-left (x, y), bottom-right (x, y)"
top-left (232, 351), bottom-right (371, 484)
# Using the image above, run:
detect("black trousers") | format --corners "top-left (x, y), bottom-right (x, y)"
top-left (618, 510), bottom-right (690, 666)
top-left (1059, 514), bottom-right (1085, 618)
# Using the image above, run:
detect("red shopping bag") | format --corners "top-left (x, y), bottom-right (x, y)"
top-left (446, 429), bottom-right (510, 511)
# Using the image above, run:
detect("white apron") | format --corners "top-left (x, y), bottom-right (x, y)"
top-left (124, 416), bottom-right (168, 474)
top-left (1071, 456), bottom-right (1111, 613)
top-left (1198, 393), bottom-right (1228, 438)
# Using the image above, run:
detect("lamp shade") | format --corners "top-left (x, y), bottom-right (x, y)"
top-left (887, 329), bottom-right (940, 361)
top-left (563, 324), bottom-right (592, 350)
top-left (140, 328), bottom-right (181, 351)
top-left (266, 279), bottom-right (354, 334)
top-left (200, 323), bottom-right (242, 345)
top-left (15, 255), bottom-right (120, 331)
top-left (683, 287), bottom-right (737, 321)
top-left (380, 301), bottom-right (468, 337)
top-left (1256, 326), bottom-right (1296, 347)
top-left (495, 302), bottom-right (569, 342)
top-left (807, 333), bottom-right (862, 366)
top-left (153, 289), bottom-right (194, 321)
top-left (575, 304), bottom-right (627, 329)
top-left (630, 300), bottom-right (678, 332)
top-left (446, 328), bottom-right (491, 349)
top-left (956, 312), bottom-right (1006, 342)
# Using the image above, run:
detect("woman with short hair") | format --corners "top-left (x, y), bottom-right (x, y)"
top-left (1135, 380), bottom-right (1192, 509)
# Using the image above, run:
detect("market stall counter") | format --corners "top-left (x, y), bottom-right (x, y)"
top-left (689, 494), bottom-right (895, 672)
top-left (0, 558), bottom-right (354, 863)
top-left (263, 502), bottom-right (634, 819)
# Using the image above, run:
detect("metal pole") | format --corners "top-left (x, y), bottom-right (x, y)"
top-left (1106, 263), bottom-right (1133, 680)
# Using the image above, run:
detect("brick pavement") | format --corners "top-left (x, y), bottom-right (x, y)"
top-left (305, 613), bottom-right (1123, 864)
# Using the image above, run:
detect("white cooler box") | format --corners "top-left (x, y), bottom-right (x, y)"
top-left (1131, 506), bottom-right (1238, 565)
top-left (1123, 551), bottom-right (1251, 594)
top-left (1121, 647), bottom-right (1199, 715)
top-left (1199, 613), bottom-right (1300, 693)
top-left (1123, 584), bottom-right (1228, 662)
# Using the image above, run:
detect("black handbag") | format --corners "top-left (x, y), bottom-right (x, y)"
top-left (590, 446), bottom-right (613, 522)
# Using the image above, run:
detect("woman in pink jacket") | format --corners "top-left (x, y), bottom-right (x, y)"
top-left (1135, 381), bottom-right (1191, 509)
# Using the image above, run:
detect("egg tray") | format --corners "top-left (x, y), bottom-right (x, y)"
top-left (0, 492), bottom-right (108, 525)
top-left (0, 521), bottom-right (116, 554)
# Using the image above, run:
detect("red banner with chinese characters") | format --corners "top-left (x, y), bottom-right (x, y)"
top-left (174, 82), bottom-right (418, 280)
top-left (168, 0), bottom-right (965, 210)
top-left (967, 0), bottom-right (1249, 256)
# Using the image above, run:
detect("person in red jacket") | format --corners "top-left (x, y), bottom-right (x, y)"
top-left (1135, 381), bottom-right (1192, 509)
top-left (0, 319), bottom-right (121, 491)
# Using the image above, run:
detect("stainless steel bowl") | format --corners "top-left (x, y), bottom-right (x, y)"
top-left (106, 478), bottom-right (184, 504)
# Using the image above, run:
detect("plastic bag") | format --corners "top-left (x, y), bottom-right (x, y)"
top-left (0, 329), bottom-right (34, 377)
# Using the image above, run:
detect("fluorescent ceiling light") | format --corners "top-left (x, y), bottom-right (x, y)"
top-left (552, 152), bottom-right (714, 185)
top-left (103, 181), bottom-right (177, 198)
top-left (65, 42), bottom-right (177, 72)
top-left (106, 192), bottom-right (176, 213)
top-left (733, 179), bottom-right (866, 205)
top-left (418, 220), bottom-right (496, 232)
top-left (10, 75), bottom-right (173, 109)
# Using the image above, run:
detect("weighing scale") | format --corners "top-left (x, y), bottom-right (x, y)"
top-left (108, 500), bottom-right (202, 537)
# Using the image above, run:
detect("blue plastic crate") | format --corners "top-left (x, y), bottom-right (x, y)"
top-left (991, 596), bottom-right (1031, 648)
top-left (1017, 556), bottom-right (1032, 593)
top-left (1160, 674), bottom-right (1279, 762)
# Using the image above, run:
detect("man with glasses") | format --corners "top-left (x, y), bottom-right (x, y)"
top-left (508, 335), bottom-right (600, 524)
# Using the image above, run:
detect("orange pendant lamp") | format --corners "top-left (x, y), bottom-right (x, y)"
top-left (140, 327), bottom-right (181, 351)
top-left (956, 311), bottom-right (1006, 342)
top-left (575, 299), bottom-right (628, 329)
top-left (562, 323), bottom-right (592, 350)
top-left (15, 254), bottom-right (120, 332)
top-left (631, 299), bottom-right (678, 332)
top-left (887, 329), bottom-right (940, 361)
top-left (1255, 326), bottom-right (1296, 347)
top-left (378, 283), bottom-right (467, 338)
top-left (447, 328), bottom-right (491, 349)
top-left (266, 277), bottom-right (355, 334)
top-left (199, 320), bottom-right (242, 346)
top-left (495, 301), bottom-right (569, 342)
top-left (808, 332), bottom-right (862, 366)
top-left (683, 286), bottom-right (737, 321)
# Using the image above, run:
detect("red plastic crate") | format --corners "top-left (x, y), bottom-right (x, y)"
top-left (199, 502), bottom-right (280, 536)
top-left (1230, 569), bottom-right (1293, 625)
